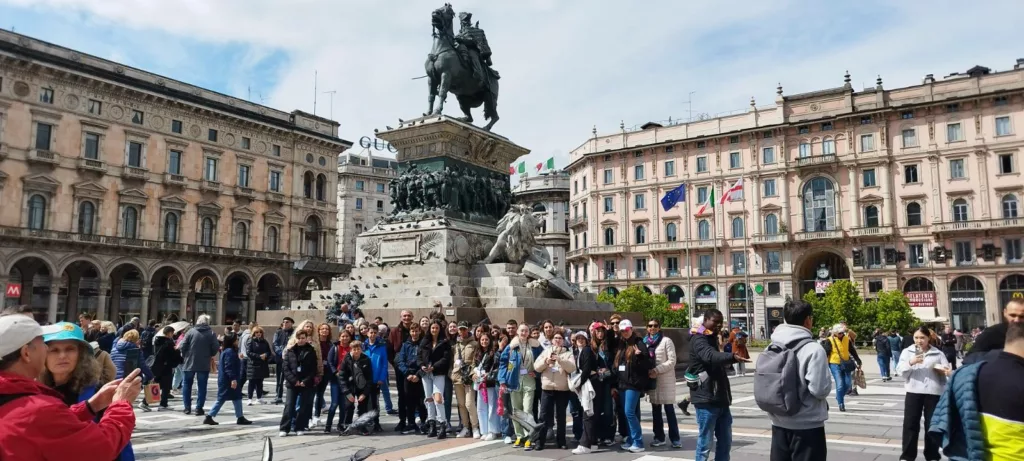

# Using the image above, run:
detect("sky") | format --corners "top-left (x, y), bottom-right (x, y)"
top-left (2, 0), bottom-right (1023, 175)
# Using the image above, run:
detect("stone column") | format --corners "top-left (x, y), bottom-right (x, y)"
top-left (96, 282), bottom-right (109, 321)
top-left (652, 186), bottom-right (660, 242)
top-left (0, 276), bottom-right (7, 310)
top-left (248, 297), bottom-right (256, 323)
top-left (66, 279), bottom-right (80, 321)
top-left (782, 172), bottom-right (792, 232)
top-left (929, 156), bottom-right (942, 222)
top-left (879, 163), bottom-right (891, 226)
top-left (179, 290), bottom-right (189, 321)
top-left (215, 289), bottom-right (226, 325)
top-left (48, 283), bottom-right (60, 324)
top-left (975, 151), bottom-right (991, 218)
top-left (849, 167), bottom-right (861, 227)
top-left (140, 288), bottom-right (151, 325)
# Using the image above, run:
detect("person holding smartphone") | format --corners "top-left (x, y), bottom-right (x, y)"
top-left (895, 326), bottom-right (951, 461)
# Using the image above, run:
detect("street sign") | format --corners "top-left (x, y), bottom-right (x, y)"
top-left (5, 283), bottom-right (21, 298)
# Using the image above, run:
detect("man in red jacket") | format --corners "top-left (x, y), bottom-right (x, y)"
top-left (0, 313), bottom-right (143, 460)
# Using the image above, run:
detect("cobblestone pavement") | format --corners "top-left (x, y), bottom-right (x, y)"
top-left (133, 360), bottom-right (918, 461)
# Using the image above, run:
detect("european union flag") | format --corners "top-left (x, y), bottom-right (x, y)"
top-left (661, 184), bottom-right (686, 212)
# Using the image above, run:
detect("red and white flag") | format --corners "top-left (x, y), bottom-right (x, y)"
top-left (720, 177), bottom-right (744, 204)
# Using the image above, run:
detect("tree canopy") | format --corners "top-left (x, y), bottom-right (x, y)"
top-left (597, 285), bottom-right (689, 328)
top-left (802, 280), bottom-right (919, 342)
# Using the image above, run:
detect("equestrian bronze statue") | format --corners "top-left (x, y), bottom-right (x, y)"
top-left (425, 4), bottom-right (501, 131)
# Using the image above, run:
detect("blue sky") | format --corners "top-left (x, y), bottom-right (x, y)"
top-left (2, 0), bottom-right (1022, 172)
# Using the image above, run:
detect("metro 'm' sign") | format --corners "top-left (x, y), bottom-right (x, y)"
top-left (6, 283), bottom-right (22, 298)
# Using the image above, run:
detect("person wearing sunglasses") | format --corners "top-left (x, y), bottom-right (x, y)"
top-left (644, 320), bottom-right (680, 449)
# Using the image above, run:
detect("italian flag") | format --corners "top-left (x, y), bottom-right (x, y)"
top-left (516, 161), bottom-right (527, 174)
top-left (508, 165), bottom-right (515, 175)
top-left (697, 186), bottom-right (715, 215)
top-left (720, 177), bottom-right (744, 205)
top-left (536, 157), bottom-right (555, 172)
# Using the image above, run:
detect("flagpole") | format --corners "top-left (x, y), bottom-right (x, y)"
top-left (741, 177), bottom-right (753, 333)
top-left (684, 185), bottom-right (693, 326)
top-left (713, 180), bottom-right (721, 324)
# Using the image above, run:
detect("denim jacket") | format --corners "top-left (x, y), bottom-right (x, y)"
top-left (497, 337), bottom-right (541, 391)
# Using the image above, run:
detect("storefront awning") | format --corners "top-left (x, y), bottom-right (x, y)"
top-left (912, 306), bottom-right (946, 323)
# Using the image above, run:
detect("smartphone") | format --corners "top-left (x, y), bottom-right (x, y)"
top-left (914, 346), bottom-right (923, 357)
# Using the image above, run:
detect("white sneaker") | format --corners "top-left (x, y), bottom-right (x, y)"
top-left (482, 433), bottom-right (495, 441)
top-left (278, 431), bottom-right (288, 437)
top-left (246, 399), bottom-right (254, 406)
top-left (311, 417), bottom-right (320, 428)
top-left (457, 428), bottom-right (470, 438)
top-left (138, 403), bottom-right (152, 412)
top-left (504, 436), bottom-right (513, 444)
top-left (473, 429), bottom-right (482, 439)
top-left (296, 431), bottom-right (305, 436)
top-left (572, 446), bottom-right (592, 455)
top-left (628, 446), bottom-right (645, 453)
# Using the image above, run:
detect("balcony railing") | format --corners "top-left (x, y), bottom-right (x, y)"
top-left (569, 216), bottom-right (588, 229)
top-left (650, 241), bottom-right (685, 252)
top-left (795, 154), bottom-right (837, 167)
top-left (28, 149), bottom-right (60, 165)
top-left (992, 217), bottom-right (1024, 229)
top-left (122, 166), bottom-right (150, 181)
top-left (766, 263), bottom-right (782, 274)
top-left (850, 226), bottom-right (893, 238)
top-left (76, 158), bottom-right (107, 173)
top-left (589, 244), bottom-right (626, 256)
top-left (266, 191), bottom-right (286, 204)
top-left (567, 248), bottom-right (588, 260)
top-left (692, 238), bottom-right (724, 249)
top-left (200, 179), bottom-right (221, 192)
top-left (794, 229), bottom-right (844, 241)
top-left (236, 186), bottom-right (255, 198)
top-left (634, 271), bottom-right (649, 279)
top-left (933, 217), bottom-right (1024, 233)
top-left (751, 233), bottom-right (790, 245)
top-left (162, 173), bottom-right (187, 187)
top-left (603, 272), bottom-right (617, 280)
top-left (666, 269), bottom-right (680, 277)
top-left (0, 226), bottom-right (290, 261)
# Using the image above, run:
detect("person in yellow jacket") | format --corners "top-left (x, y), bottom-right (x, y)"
top-left (819, 324), bottom-right (861, 411)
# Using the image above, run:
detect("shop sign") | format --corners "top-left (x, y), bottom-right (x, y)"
top-left (950, 296), bottom-right (984, 303)
top-left (5, 283), bottom-right (21, 298)
top-left (695, 292), bottom-right (717, 303)
top-left (906, 291), bottom-right (936, 307)
top-left (815, 280), bottom-right (832, 294)
top-left (670, 303), bottom-right (685, 311)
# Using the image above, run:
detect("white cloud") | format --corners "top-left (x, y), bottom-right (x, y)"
top-left (5, 0), bottom-right (1023, 171)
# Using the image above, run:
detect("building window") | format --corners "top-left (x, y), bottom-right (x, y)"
top-left (821, 122), bottom-right (833, 131)
top-left (269, 170), bottom-right (282, 192)
top-left (766, 251), bottom-right (781, 273)
top-left (822, 138), bottom-right (835, 155)
top-left (238, 164), bottom-right (251, 188)
top-left (315, 174), bottom-right (326, 201)
top-left (955, 241), bottom-right (973, 265)
top-left (40, 88), bottom-right (54, 104)
top-left (241, 137), bottom-right (251, 150)
top-left (582, 177), bottom-right (587, 190)
top-left (729, 135), bottom-right (740, 144)
top-left (767, 281), bottom-right (781, 295)
top-left (204, 158), bottom-right (218, 181)
top-left (634, 165), bottom-right (645, 180)
top-left (664, 160), bottom-right (675, 176)
top-left (634, 151), bottom-right (644, 158)
top-left (666, 223), bottom-right (678, 241)
top-left (87, 99), bottom-right (102, 115)
top-left (729, 152), bottom-right (741, 169)
top-left (699, 254), bottom-right (713, 276)
top-left (732, 251), bottom-right (746, 275)
top-left (802, 177), bottom-right (836, 232)
top-left (763, 178), bottom-right (777, 197)
top-left (860, 134), bottom-right (875, 152)
top-left (201, 217), bottom-right (215, 247)
top-left (603, 169), bottom-right (613, 184)
top-left (35, 123), bottom-right (53, 150)
top-left (906, 202), bottom-right (922, 226)
top-left (763, 130), bottom-right (774, 139)
top-left (303, 172), bottom-right (314, 198)
top-left (127, 141), bottom-right (144, 168)
top-left (168, 150), bottom-right (182, 175)
top-left (269, 144), bottom-right (280, 157)
top-left (946, 103), bottom-right (960, 113)
top-left (947, 123), bottom-right (963, 142)
top-left (994, 96), bottom-right (1009, 106)
top-left (1000, 154), bottom-right (1015, 174)
top-left (696, 156), bottom-right (708, 173)
top-left (697, 186), bottom-right (708, 204)
top-left (763, 147), bottom-right (775, 164)
top-left (731, 217), bottom-right (744, 238)
top-left (603, 197), bottom-right (613, 212)
top-left (864, 205), bottom-right (880, 227)
top-left (665, 257), bottom-right (679, 275)
top-left (798, 143), bottom-right (811, 158)
top-left (696, 140), bottom-right (706, 148)
top-left (635, 225), bottom-right (646, 244)
top-left (28, 195), bottom-right (46, 230)
top-left (604, 228), bottom-right (614, 245)
top-left (1006, 238), bottom-right (1023, 263)
top-left (862, 168), bottom-right (876, 187)
top-left (901, 111), bottom-right (915, 119)
top-left (902, 129), bottom-right (918, 147)
top-left (634, 259), bottom-right (648, 277)
top-left (634, 193), bottom-right (645, 210)
top-left (122, 206), bottom-right (138, 239)
top-left (267, 226), bottom-right (279, 253)
top-left (164, 213), bottom-right (178, 243)
top-left (1003, 194), bottom-right (1019, 218)
top-left (376, 183), bottom-right (385, 193)
top-left (208, 129), bottom-right (218, 142)
top-left (355, 180), bottom-right (365, 191)
top-left (376, 200), bottom-right (384, 212)
top-left (950, 159), bottom-right (966, 179)
top-left (698, 220), bottom-right (711, 240)
top-left (234, 222), bottom-right (248, 249)
top-left (905, 164), bottom-right (919, 184)
top-left (866, 246), bottom-right (883, 269)
top-left (355, 198), bottom-right (363, 210)
top-left (996, 116), bottom-right (1012, 136)
top-left (171, 119), bottom-right (182, 134)
top-left (78, 201), bottom-right (95, 235)
top-left (908, 243), bottom-right (926, 267)
top-left (868, 280), bottom-right (884, 294)
top-left (860, 116), bottom-right (872, 125)
top-left (83, 133), bottom-right (100, 159)
top-left (764, 214), bottom-right (779, 235)
top-left (952, 198), bottom-right (970, 222)
top-left (131, 110), bottom-right (144, 125)
top-left (798, 126), bottom-right (810, 134)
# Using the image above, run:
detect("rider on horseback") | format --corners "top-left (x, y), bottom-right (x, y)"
top-left (454, 12), bottom-right (499, 85)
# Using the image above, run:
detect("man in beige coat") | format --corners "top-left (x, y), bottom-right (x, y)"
top-left (451, 321), bottom-right (480, 438)
top-left (645, 320), bottom-right (680, 448)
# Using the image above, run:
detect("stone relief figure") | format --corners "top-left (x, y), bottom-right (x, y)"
top-left (385, 162), bottom-right (510, 219)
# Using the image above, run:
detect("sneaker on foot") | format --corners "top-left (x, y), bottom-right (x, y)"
top-left (571, 446), bottom-right (592, 455)
top-left (247, 399), bottom-right (254, 406)
top-left (628, 446), bottom-right (645, 453)
top-left (202, 416), bottom-right (218, 425)
top-left (138, 403), bottom-right (152, 412)
top-left (296, 431), bottom-right (305, 436)
top-left (183, 409), bottom-right (192, 415)
top-left (504, 436), bottom-right (513, 444)
top-left (473, 429), bottom-right (481, 439)
top-left (278, 431), bottom-right (288, 437)
top-left (671, 440), bottom-right (682, 449)
top-left (237, 417), bottom-right (252, 425)
top-left (457, 428), bottom-right (470, 438)
top-left (157, 405), bottom-right (171, 412)
top-left (651, 439), bottom-right (666, 447)
top-left (195, 409), bottom-right (205, 416)
top-left (514, 437), bottom-right (523, 447)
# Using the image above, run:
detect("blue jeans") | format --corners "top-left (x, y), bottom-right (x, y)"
top-left (622, 389), bottom-right (643, 449)
top-left (476, 387), bottom-right (500, 435)
top-left (829, 364), bottom-right (852, 406)
top-left (183, 371), bottom-right (210, 411)
top-left (172, 366), bottom-right (183, 390)
top-left (695, 406), bottom-right (732, 461)
top-left (380, 381), bottom-right (394, 412)
top-left (209, 398), bottom-right (243, 419)
top-left (876, 355), bottom-right (891, 378)
top-left (892, 350), bottom-right (901, 374)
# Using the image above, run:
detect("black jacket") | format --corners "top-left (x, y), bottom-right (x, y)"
top-left (283, 343), bottom-right (318, 388)
top-left (688, 331), bottom-right (736, 407)
top-left (339, 353), bottom-right (374, 396)
top-left (939, 332), bottom-right (958, 355)
top-left (476, 350), bottom-right (499, 387)
top-left (965, 323), bottom-right (1010, 364)
top-left (614, 335), bottom-right (653, 392)
top-left (873, 334), bottom-right (892, 358)
top-left (150, 335), bottom-right (182, 379)
top-left (246, 337), bottom-right (272, 380)
top-left (140, 327), bottom-right (157, 357)
top-left (574, 345), bottom-right (597, 387)
top-left (417, 336), bottom-right (452, 377)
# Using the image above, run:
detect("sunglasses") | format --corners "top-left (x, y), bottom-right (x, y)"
top-left (648, 324), bottom-right (660, 328)
top-left (610, 321), bottom-right (620, 325)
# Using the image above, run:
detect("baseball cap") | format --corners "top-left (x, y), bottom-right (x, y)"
top-left (589, 321), bottom-right (605, 331)
top-left (572, 330), bottom-right (589, 340)
top-left (43, 322), bottom-right (87, 344)
top-left (458, 320), bottom-right (471, 329)
top-left (618, 319), bottom-right (633, 330)
top-left (0, 315), bottom-right (44, 357)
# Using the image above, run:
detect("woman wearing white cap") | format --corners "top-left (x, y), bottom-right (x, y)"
top-left (613, 319), bottom-right (653, 453)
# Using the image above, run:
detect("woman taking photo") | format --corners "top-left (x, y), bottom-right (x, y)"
top-left (498, 323), bottom-right (543, 449)
top-left (614, 319), bottom-right (652, 453)
top-left (312, 323), bottom-right (334, 428)
top-left (645, 319), bottom-right (680, 449)
top-left (895, 326), bottom-right (951, 461)
top-left (245, 326), bottom-right (272, 405)
top-left (203, 333), bottom-right (252, 426)
top-left (571, 330), bottom-right (598, 455)
top-left (325, 330), bottom-right (354, 433)
top-left (473, 329), bottom-right (500, 440)
top-left (418, 320), bottom-right (453, 438)
top-left (397, 324), bottom-right (426, 434)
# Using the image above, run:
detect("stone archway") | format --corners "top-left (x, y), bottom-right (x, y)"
top-left (189, 269), bottom-right (219, 322)
top-left (728, 283), bottom-right (754, 330)
top-left (256, 272), bottom-right (284, 311)
top-left (949, 276), bottom-right (985, 331)
top-left (298, 275), bottom-right (327, 304)
top-left (59, 259), bottom-right (103, 322)
top-left (224, 271), bottom-right (253, 324)
top-left (903, 277), bottom-right (938, 319)
top-left (602, 286), bottom-right (619, 297)
top-left (151, 265), bottom-right (186, 323)
top-left (109, 262), bottom-right (146, 326)
top-left (694, 283), bottom-right (718, 314)
top-left (6, 255), bottom-right (56, 322)
top-left (662, 284), bottom-right (684, 304)
top-left (794, 249), bottom-right (850, 297)
top-left (999, 274), bottom-right (1024, 314)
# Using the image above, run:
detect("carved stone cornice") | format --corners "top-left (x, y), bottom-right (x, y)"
top-left (377, 116), bottom-right (529, 175)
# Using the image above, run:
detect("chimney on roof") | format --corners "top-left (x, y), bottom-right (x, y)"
top-left (875, 75), bottom-right (883, 90)
top-left (923, 74), bottom-right (935, 84)
top-left (1015, 58), bottom-right (1024, 70)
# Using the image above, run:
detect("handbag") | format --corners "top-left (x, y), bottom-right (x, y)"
top-left (831, 337), bottom-right (858, 373)
top-left (853, 368), bottom-right (867, 389)
top-left (144, 383), bottom-right (161, 404)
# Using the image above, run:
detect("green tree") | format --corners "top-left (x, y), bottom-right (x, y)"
top-left (597, 285), bottom-right (689, 328)
top-left (803, 281), bottom-right (920, 344)
top-left (803, 279), bottom-right (861, 333)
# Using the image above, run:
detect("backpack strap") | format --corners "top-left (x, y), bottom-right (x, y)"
top-left (785, 337), bottom-right (815, 350)
top-left (0, 393), bottom-right (29, 408)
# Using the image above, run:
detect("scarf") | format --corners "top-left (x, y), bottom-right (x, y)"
top-left (644, 333), bottom-right (662, 359)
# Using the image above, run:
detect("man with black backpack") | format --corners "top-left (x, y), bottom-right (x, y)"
top-left (755, 300), bottom-right (832, 461)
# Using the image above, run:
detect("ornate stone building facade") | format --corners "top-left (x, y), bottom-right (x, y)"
top-left (336, 153), bottom-right (398, 265)
top-left (0, 31), bottom-right (351, 325)
top-left (512, 171), bottom-right (570, 278)
top-left (567, 61), bottom-right (1024, 332)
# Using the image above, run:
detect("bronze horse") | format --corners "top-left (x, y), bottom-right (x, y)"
top-left (425, 5), bottom-right (500, 131)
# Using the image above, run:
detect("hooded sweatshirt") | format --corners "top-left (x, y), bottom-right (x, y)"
top-left (895, 344), bottom-right (950, 395)
top-left (767, 324), bottom-right (833, 430)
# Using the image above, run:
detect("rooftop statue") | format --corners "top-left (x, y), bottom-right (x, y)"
top-left (425, 4), bottom-right (501, 131)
